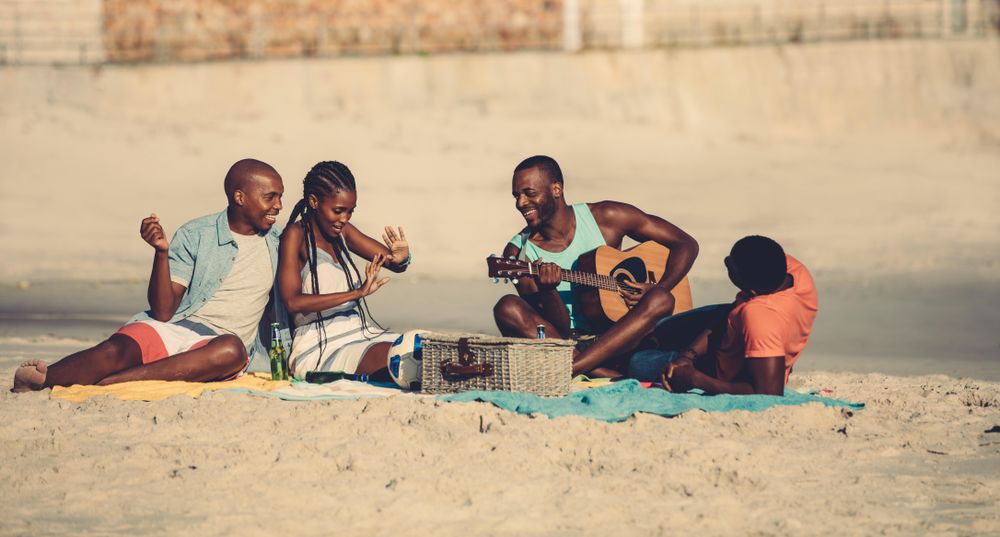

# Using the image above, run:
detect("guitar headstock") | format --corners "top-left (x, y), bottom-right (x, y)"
top-left (486, 255), bottom-right (534, 282)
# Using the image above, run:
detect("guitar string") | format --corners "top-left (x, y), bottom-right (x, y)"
top-left (492, 259), bottom-right (625, 291)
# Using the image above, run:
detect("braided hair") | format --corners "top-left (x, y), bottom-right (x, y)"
top-left (287, 161), bottom-right (387, 355)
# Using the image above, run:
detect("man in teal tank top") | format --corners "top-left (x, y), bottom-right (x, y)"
top-left (493, 155), bottom-right (700, 378)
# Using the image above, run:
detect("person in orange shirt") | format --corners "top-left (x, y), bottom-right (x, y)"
top-left (628, 235), bottom-right (818, 395)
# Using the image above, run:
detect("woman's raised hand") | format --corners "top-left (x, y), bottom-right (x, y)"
top-left (358, 253), bottom-right (390, 298)
top-left (382, 226), bottom-right (410, 265)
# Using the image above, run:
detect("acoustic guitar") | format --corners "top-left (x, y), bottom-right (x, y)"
top-left (486, 241), bottom-right (693, 332)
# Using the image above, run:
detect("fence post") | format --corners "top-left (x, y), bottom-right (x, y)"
top-left (941, 0), bottom-right (970, 36)
top-left (818, 1), bottom-right (827, 41)
top-left (620, 0), bottom-right (644, 49)
top-left (14, 2), bottom-right (22, 64)
top-left (563, 0), bottom-right (582, 51)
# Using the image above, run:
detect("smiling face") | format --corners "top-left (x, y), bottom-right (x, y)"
top-left (512, 166), bottom-right (562, 228)
top-left (310, 189), bottom-right (357, 239)
top-left (234, 171), bottom-right (284, 234)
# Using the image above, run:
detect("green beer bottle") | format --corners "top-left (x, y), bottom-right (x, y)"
top-left (269, 323), bottom-right (288, 381)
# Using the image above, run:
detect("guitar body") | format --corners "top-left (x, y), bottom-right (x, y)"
top-left (575, 242), bottom-right (693, 332)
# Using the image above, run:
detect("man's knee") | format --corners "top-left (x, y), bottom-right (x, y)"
top-left (99, 334), bottom-right (141, 363)
top-left (493, 294), bottom-right (528, 323)
top-left (636, 288), bottom-right (675, 319)
top-left (207, 335), bottom-right (248, 373)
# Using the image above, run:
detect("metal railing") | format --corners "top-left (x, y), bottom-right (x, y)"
top-left (0, 0), bottom-right (103, 64)
top-left (1, 0), bottom-right (997, 66)
top-left (579, 0), bottom-right (999, 49)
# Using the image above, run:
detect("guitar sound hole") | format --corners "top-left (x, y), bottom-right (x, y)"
top-left (611, 257), bottom-right (647, 285)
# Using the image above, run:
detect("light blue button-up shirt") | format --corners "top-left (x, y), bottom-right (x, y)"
top-left (129, 210), bottom-right (289, 372)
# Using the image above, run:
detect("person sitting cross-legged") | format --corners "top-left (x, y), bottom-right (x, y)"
top-left (492, 155), bottom-right (699, 378)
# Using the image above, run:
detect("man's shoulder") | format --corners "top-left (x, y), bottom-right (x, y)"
top-left (583, 200), bottom-right (641, 236)
top-left (176, 210), bottom-right (225, 233)
top-left (584, 200), bottom-right (640, 220)
top-left (170, 210), bottom-right (227, 252)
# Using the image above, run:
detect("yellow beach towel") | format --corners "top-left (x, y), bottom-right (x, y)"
top-left (50, 373), bottom-right (289, 402)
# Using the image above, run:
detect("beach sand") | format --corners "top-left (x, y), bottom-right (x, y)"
top-left (2, 39), bottom-right (1000, 534)
top-left (1, 372), bottom-right (998, 535)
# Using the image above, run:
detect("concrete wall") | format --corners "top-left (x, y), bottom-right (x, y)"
top-left (2, 40), bottom-right (998, 282)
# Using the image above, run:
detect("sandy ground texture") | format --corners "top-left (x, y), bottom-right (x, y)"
top-left (1, 372), bottom-right (998, 536)
top-left (2, 38), bottom-right (1000, 535)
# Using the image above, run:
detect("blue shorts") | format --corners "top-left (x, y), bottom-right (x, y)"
top-left (628, 349), bottom-right (685, 382)
top-left (626, 303), bottom-right (734, 382)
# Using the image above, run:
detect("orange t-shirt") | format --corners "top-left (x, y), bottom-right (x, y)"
top-left (714, 255), bottom-right (818, 385)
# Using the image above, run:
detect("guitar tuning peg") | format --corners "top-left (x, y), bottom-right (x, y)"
top-left (503, 278), bottom-right (510, 284)
top-left (508, 256), bottom-right (516, 260)
top-left (511, 278), bottom-right (519, 285)
top-left (489, 253), bottom-right (497, 258)
top-left (493, 277), bottom-right (500, 284)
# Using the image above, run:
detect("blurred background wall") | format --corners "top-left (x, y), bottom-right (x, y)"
top-left (1, 0), bottom-right (997, 65)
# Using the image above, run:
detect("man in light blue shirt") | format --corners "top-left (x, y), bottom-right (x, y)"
top-left (13, 159), bottom-right (287, 392)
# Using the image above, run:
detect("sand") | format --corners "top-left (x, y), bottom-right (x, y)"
top-left (1, 372), bottom-right (998, 535)
top-left (2, 38), bottom-right (1000, 534)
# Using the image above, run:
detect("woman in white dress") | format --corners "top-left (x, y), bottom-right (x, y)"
top-left (278, 161), bottom-right (411, 380)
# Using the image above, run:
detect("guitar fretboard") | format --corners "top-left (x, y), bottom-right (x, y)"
top-left (558, 268), bottom-right (619, 291)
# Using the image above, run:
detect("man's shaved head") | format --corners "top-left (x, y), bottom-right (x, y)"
top-left (224, 158), bottom-right (280, 202)
top-left (513, 155), bottom-right (563, 185)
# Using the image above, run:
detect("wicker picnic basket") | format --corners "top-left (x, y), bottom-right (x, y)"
top-left (419, 332), bottom-right (575, 396)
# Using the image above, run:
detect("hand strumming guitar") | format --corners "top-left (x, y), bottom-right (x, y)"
top-left (618, 280), bottom-right (657, 308)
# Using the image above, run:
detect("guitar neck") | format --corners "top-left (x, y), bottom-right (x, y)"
top-left (559, 268), bottom-right (618, 291)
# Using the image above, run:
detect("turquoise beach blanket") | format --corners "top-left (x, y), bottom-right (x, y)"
top-left (443, 379), bottom-right (864, 422)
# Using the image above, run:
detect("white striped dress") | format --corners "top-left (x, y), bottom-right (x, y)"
top-left (287, 248), bottom-right (398, 379)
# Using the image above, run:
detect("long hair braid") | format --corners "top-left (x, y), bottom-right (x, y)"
top-left (288, 162), bottom-right (387, 357)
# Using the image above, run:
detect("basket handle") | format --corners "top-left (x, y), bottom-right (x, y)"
top-left (440, 337), bottom-right (494, 380)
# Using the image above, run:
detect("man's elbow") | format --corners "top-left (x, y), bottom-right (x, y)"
top-left (684, 235), bottom-right (699, 260)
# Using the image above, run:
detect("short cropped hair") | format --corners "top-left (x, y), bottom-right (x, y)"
top-left (730, 236), bottom-right (787, 293)
top-left (513, 155), bottom-right (563, 185)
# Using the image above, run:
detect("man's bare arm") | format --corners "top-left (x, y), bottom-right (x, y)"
top-left (664, 356), bottom-right (785, 395)
top-left (592, 201), bottom-right (698, 294)
top-left (141, 214), bottom-right (185, 321)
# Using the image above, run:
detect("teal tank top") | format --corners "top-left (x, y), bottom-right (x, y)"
top-left (508, 203), bottom-right (607, 332)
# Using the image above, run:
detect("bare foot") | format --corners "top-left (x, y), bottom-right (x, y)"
top-left (12, 360), bottom-right (48, 392)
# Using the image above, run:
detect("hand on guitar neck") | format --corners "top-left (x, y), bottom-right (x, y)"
top-left (532, 257), bottom-right (561, 293)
